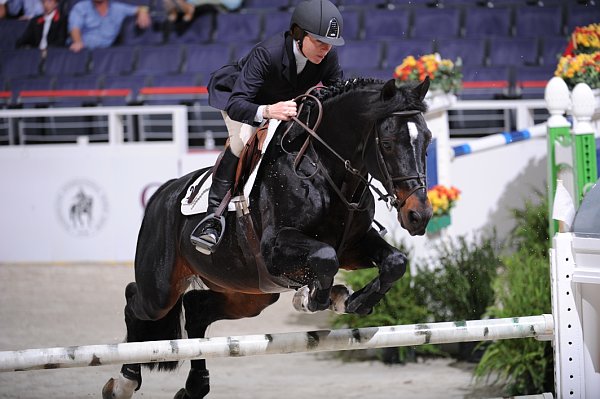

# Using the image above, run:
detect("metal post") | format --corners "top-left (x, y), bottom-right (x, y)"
top-left (545, 77), bottom-right (572, 237)
top-left (571, 83), bottom-right (598, 205)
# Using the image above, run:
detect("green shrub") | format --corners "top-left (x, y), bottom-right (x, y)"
top-left (412, 234), bottom-right (501, 322)
top-left (475, 195), bottom-right (553, 395)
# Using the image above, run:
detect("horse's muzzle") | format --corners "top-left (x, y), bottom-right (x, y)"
top-left (396, 189), bottom-right (432, 236)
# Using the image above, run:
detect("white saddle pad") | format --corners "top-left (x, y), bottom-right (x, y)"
top-left (180, 120), bottom-right (280, 216)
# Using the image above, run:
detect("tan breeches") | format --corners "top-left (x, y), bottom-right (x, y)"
top-left (221, 111), bottom-right (256, 157)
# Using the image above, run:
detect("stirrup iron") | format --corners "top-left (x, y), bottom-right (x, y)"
top-left (190, 213), bottom-right (226, 255)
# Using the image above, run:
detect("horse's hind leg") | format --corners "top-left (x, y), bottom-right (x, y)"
top-left (103, 258), bottom-right (193, 399)
top-left (174, 290), bottom-right (279, 399)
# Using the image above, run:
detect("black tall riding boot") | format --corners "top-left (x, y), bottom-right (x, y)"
top-left (190, 148), bottom-right (239, 253)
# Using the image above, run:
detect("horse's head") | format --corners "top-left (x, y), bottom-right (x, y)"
top-left (366, 77), bottom-right (433, 236)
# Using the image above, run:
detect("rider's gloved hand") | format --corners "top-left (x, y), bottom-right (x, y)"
top-left (264, 100), bottom-right (297, 121)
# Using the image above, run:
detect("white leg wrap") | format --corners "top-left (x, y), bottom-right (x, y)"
top-left (112, 374), bottom-right (137, 399)
top-left (292, 285), bottom-right (312, 313)
top-left (329, 284), bottom-right (353, 314)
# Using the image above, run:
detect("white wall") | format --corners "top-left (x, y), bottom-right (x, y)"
top-left (0, 143), bottom-right (218, 263)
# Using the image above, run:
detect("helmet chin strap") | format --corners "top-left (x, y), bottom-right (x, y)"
top-left (296, 30), bottom-right (308, 57)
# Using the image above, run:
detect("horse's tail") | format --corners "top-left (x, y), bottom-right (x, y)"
top-left (125, 287), bottom-right (184, 372)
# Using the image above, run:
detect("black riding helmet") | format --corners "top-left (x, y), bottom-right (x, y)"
top-left (290, 0), bottom-right (345, 46)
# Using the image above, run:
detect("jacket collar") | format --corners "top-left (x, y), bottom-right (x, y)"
top-left (282, 33), bottom-right (296, 86)
top-left (36, 10), bottom-right (60, 24)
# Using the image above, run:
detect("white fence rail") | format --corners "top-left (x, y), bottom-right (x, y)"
top-left (0, 315), bottom-right (553, 372)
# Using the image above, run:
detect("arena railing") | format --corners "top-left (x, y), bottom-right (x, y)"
top-left (0, 96), bottom-right (549, 148)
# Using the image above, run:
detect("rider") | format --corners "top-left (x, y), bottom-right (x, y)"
top-left (191, 0), bottom-right (345, 253)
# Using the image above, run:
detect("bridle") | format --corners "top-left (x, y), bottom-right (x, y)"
top-left (281, 91), bottom-right (427, 213)
top-left (373, 109), bottom-right (428, 210)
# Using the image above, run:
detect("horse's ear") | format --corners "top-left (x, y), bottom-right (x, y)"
top-left (414, 76), bottom-right (430, 102)
top-left (381, 79), bottom-right (397, 101)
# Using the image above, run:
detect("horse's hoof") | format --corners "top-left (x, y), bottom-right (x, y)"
top-left (174, 388), bottom-right (188, 399)
top-left (329, 285), bottom-right (353, 314)
top-left (292, 285), bottom-right (311, 312)
top-left (102, 375), bottom-right (137, 399)
top-left (102, 378), bottom-right (116, 399)
top-left (173, 387), bottom-right (209, 399)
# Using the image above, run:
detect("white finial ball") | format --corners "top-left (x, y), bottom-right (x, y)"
top-left (572, 82), bottom-right (595, 119)
top-left (545, 76), bottom-right (571, 112)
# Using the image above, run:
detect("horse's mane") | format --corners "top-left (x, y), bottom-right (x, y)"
top-left (313, 77), bottom-right (428, 120)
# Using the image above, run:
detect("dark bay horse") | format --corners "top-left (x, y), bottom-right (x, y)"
top-left (103, 77), bottom-right (433, 399)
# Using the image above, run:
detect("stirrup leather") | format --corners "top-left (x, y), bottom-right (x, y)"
top-left (190, 213), bottom-right (226, 255)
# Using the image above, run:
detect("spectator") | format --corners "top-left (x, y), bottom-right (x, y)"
top-left (68, 0), bottom-right (151, 52)
top-left (0, 0), bottom-right (43, 19)
top-left (163, 0), bottom-right (241, 23)
top-left (16, 0), bottom-right (68, 51)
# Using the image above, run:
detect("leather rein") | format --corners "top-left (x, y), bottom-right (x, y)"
top-left (281, 91), bottom-right (427, 213)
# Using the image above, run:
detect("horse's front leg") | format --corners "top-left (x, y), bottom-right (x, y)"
top-left (341, 228), bottom-right (408, 315)
top-left (266, 227), bottom-right (339, 312)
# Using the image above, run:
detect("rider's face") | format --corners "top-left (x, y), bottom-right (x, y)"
top-left (301, 35), bottom-right (333, 64)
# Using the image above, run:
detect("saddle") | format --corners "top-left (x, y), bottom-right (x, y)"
top-left (232, 123), bottom-right (270, 196)
top-left (185, 123), bottom-right (269, 207)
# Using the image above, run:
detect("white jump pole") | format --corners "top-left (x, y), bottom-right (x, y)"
top-left (0, 315), bottom-right (553, 373)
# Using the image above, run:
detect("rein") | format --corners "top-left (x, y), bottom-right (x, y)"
top-left (282, 92), bottom-right (427, 213)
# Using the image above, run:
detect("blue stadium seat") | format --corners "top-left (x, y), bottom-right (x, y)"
top-left (170, 12), bottom-right (215, 44)
top-left (566, 3), bottom-right (600, 33)
top-left (0, 19), bottom-right (28, 49)
top-left (384, 38), bottom-right (435, 69)
top-left (52, 75), bottom-right (103, 107)
top-left (487, 37), bottom-right (539, 67)
top-left (43, 48), bottom-right (90, 76)
top-left (363, 9), bottom-right (409, 40)
top-left (90, 47), bottom-right (137, 76)
top-left (0, 49), bottom-right (42, 79)
top-left (149, 73), bottom-right (203, 87)
top-left (340, 0), bottom-right (386, 6)
top-left (336, 40), bottom-right (383, 70)
top-left (183, 44), bottom-right (233, 81)
top-left (212, 12), bottom-right (262, 44)
top-left (231, 42), bottom-right (257, 62)
top-left (540, 36), bottom-right (568, 66)
top-left (118, 0), bottom-right (152, 6)
top-left (515, 5), bottom-right (564, 37)
top-left (435, 38), bottom-right (486, 66)
top-left (340, 9), bottom-right (362, 41)
top-left (514, 65), bottom-right (555, 99)
top-left (118, 15), bottom-right (166, 46)
top-left (100, 74), bottom-right (149, 105)
top-left (345, 67), bottom-right (393, 82)
top-left (460, 65), bottom-right (512, 100)
top-left (140, 73), bottom-right (205, 104)
top-left (412, 7), bottom-right (461, 39)
top-left (463, 6), bottom-right (512, 38)
top-left (132, 45), bottom-right (185, 76)
top-left (244, 0), bottom-right (289, 9)
top-left (9, 76), bottom-right (55, 106)
top-left (262, 11), bottom-right (293, 40)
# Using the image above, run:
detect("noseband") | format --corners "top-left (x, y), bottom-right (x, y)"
top-left (283, 92), bottom-right (427, 212)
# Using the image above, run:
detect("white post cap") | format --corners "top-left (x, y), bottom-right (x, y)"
top-left (572, 82), bottom-right (595, 135)
top-left (545, 77), bottom-right (571, 128)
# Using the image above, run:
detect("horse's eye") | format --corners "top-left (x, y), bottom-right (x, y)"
top-left (380, 140), bottom-right (393, 151)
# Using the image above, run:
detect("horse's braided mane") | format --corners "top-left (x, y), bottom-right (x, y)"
top-left (312, 77), bottom-right (428, 119)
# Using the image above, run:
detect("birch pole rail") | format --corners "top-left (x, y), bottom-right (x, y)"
top-left (0, 315), bottom-right (553, 373)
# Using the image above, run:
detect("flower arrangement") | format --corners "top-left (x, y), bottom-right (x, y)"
top-left (427, 184), bottom-right (461, 217)
top-left (393, 53), bottom-right (463, 94)
top-left (555, 24), bottom-right (600, 89)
